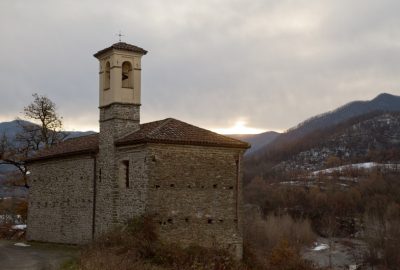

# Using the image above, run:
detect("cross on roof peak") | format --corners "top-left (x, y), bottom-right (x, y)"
top-left (117, 31), bottom-right (124, 42)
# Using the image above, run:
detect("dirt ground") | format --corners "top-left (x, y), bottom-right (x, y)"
top-left (0, 240), bottom-right (78, 270)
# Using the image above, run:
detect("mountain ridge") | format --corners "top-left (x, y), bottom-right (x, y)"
top-left (289, 93), bottom-right (400, 134)
top-left (253, 93), bottom-right (400, 156)
top-left (245, 93), bottom-right (400, 179)
top-left (275, 111), bottom-right (400, 172)
top-left (0, 120), bottom-right (96, 141)
top-left (227, 131), bottom-right (280, 154)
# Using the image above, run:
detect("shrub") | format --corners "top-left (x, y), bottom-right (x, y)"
top-left (268, 240), bottom-right (318, 270)
top-left (245, 212), bottom-right (316, 253)
top-left (244, 211), bottom-right (317, 269)
top-left (78, 215), bottom-right (247, 270)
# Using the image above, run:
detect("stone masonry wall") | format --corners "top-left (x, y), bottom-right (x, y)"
top-left (114, 145), bottom-right (149, 222)
top-left (27, 155), bottom-right (95, 244)
top-left (145, 144), bottom-right (245, 259)
top-left (96, 103), bottom-right (141, 235)
top-left (27, 140), bottom-right (246, 260)
top-left (99, 103), bottom-right (140, 139)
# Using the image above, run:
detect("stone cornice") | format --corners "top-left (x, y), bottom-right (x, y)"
top-left (98, 102), bottom-right (141, 109)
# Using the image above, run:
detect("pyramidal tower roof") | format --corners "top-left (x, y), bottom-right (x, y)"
top-left (94, 42), bottom-right (148, 58)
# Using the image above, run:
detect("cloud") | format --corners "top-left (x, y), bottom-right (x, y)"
top-left (0, 0), bottom-right (400, 132)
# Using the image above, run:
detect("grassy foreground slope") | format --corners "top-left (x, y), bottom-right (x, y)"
top-left (61, 216), bottom-right (319, 270)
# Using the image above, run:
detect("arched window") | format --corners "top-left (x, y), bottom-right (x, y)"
top-left (104, 62), bottom-right (110, 90)
top-left (121, 61), bottom-right (133, 88)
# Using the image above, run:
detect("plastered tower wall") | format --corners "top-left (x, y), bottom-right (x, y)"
top-left (27, 155), bottom-right (95, 244)
top-left (98, 50), bottom-right (143, 107)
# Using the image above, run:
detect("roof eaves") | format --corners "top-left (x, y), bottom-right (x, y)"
top-left (94, 43), bottom-right (148, 58)
top-left (25, 148), bottom-right (99, 164)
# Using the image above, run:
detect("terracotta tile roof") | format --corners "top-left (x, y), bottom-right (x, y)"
top-left (26, 134), bottom-right (99, 163)
top-left (94, 42), bottom-right (148, 58)
top-left (116, 118), bottom-right (250, 149)
top-left (26, 118), bottom-right (249, 163)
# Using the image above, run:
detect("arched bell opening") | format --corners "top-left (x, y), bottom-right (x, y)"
top-left (121, 61), bottom-right (133, 89)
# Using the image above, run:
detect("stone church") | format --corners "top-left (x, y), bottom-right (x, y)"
top-left (26, 42), bottom-right (249, 258)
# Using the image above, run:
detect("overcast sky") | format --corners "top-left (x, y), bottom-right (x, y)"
top-left (1, 0), bottom-right (400, 133)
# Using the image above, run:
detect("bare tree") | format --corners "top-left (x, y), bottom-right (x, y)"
top-left (0, 93), bottom-right (68, 187)
top-left (15, 120), bottom-right (42, 152)
top-left (320, 214), bottom-right (338, 269)
top-left (0, 133), bottom-right (28, 185)
top-left (0, 132), bottom-right (7, 156)
top-left (22, 93), bottom-right (67, 147)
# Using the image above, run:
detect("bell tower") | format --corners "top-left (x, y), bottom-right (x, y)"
top-left (93, 42), bottom-right (147, 234)
top-left (94, 42), bottom-right (147, 138)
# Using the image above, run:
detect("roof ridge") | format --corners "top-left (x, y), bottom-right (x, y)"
top-left (167, 118), bottom-right (245, 143)
top-left (147, 118), bottom-right (174, 138)
top-left (64, 133), bottom-right (98, 142)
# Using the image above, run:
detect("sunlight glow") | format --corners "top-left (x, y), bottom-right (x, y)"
top-left (63, 117), bottom-right (98, 132)
top-left (212, 120), bottom-right (265, 135)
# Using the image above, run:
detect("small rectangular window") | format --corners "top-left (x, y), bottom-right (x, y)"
top-left (123, 160), bottom-right (129, 188)
top-left (119, 160), bottom-right (130, 188)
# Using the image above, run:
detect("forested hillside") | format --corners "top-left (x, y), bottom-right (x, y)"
top-left (245, 93), bottom-right (400, 179)
top-left (251, 93), bottom-right (400, 157)
top-left (245, 111), bottom-right (400, 178)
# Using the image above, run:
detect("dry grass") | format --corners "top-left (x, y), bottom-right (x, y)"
top-left (245, 213), bottom-right (316, 252)
top-left (244, 212), bottom-right (318, 269)
top-left (63, 215), bottom-right (319, 270)
top-left (75, 216), bottom-right (248, 270)
top-left (268, 240), bottom-right (319, 270)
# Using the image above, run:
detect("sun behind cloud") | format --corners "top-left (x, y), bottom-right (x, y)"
top-left (212, 120), bottom-right (265, 135)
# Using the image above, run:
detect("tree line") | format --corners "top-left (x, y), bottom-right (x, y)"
top-left (244, 169), bottom-right (400, 269)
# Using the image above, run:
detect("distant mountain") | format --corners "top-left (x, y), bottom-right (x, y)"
top-left (227, 131), bottom-right (280, 154)
top-left (274, 112), bottom-right (400, 172)
top-left (0, 120), bottom-right (95, 142)
top-left (245, 93), bottom-right (400, 179)
top-left (276, 93), bottom-right (400, 145)
top-left (0, 120), bottom-right (32, 140)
